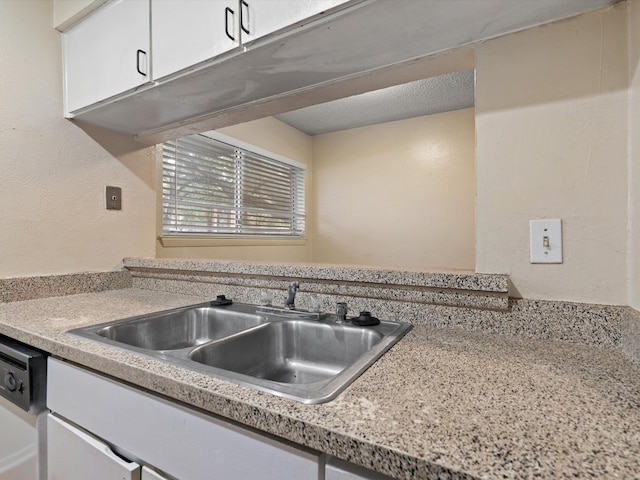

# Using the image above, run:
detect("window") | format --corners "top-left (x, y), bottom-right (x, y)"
top-left (162, 133), bottom-right (306, 237)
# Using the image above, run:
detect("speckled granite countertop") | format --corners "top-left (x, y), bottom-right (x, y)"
top-left (1, 288), bottom-right (638, 479)
top-left (124, 257), bottom-right (509, 292)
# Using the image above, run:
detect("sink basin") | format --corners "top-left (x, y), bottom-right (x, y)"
top-left (95, 306), bottom-right (267, 351)
top-left (189, 320), bottom-right (383, 384)
top-left (69, 301), bottom-right (411, 404)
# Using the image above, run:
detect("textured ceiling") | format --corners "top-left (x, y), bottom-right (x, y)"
top-left (274, 69), bottom-right (475, 136)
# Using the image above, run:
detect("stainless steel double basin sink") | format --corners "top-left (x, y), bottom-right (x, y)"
top-left (69, 301), bottom-right (412, 404)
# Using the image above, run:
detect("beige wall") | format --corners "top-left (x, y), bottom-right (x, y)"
top-left (311, 109), bottom-right (475, 270)
top-left (217, 116), bottom-right (313, 165)
top-left (53, 0), bottom-right (105, 30)
top-left (15, 0), bottom-right (639, 307)
top-left (157, 111), bottom-right (475, 271)
top-left (156, 117), bottom-right (314, 263)
top-left (476, 4), bottom-right (629, 304)
top-left (0, 0), bottom-right (156, 278)
top-left (154, 2), bottom-right (637, 307)
top-left (630, 0), bottom-right (640, 310)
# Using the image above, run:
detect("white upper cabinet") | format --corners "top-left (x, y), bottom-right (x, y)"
top-left (240, 0), bottom-right (349, 43)
top-left (63, 0), bottom-right (151, 115)
top-left (151, 0), bottom-right (348, 81)
top-left (62, 0), bottom-right (617, 140)
top-left (151, 0), bottom-right (239, 81)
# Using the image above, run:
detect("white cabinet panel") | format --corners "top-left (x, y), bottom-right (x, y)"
top-left (47, 414), bottom-right (141, 480)
top-left (325, 456), bottom-right (394, 480)
top-left (241, 0), bottom-right (349, 43)
top-left (141, 466), bottom-right (170, 480)
top-left (0, 396), bottom-right (38, 480)
top-left (152, 0), bottom-right (239, 80)
top-left (63, 0), bottom-right (151, 114)
top-left (151, 0), bottom-right (349, 80)
top-left (47, 359), bottom-right (321, 480)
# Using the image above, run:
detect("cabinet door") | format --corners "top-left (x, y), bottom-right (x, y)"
top-left (141, 466), bottom-right (170, 480)
top-left (48, 359), bottom-right (321, 480)
top-left (152, 0), bottom-right (239, 80)
top-left (240, 0), bottom-right (349, 43)
top-left (63, 0), bottom-right (151, 115)
top-left (0, 396), bottom-right (38, 480)
top-left (325, 456), bottom-right (394, 480)
top-left (47, 414), bottom-right (141, 480)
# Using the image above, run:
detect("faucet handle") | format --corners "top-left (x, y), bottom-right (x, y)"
top-left (336, 302), bottom-right (348, 322)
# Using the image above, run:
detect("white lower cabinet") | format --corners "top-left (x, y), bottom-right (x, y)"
top-left (141, 467), bottom-right (170, 480)
top-left (47, 418), bottom-right (171, 480)
top-left (325, 456), bottom-right (394, 480)
top-left (46, 358), bottom-right (391, 480)
top-left (47, 414), bottom-right (141, 480)
top-left (46, 358), bottom-right (320, 480)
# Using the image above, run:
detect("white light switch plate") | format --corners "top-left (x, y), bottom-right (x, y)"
top-left (530, 219), bottom-right (562, 263)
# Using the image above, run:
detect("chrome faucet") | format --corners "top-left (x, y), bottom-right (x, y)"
top-left (285, 281), bottom-right (299, 309)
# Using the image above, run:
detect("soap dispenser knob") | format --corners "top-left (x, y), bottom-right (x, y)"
top-left (210, 295), bottom-right (233, 306)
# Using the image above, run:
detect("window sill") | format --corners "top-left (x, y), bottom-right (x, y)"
top-left (158, 236), bottom-right (308, 248)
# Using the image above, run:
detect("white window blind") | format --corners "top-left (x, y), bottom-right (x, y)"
top-left (162, 134), bottom-right (306, 237)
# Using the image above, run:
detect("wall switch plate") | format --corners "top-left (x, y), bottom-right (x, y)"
top-left (530, 219), bottom-right (562, 263)
top-left (106, 186), bottom-right (122, 210)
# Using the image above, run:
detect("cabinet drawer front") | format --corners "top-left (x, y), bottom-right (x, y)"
top-left (141, 466), bottom-right (170, 480)
top-left (47, 359), bottom-right (320, 480)
top-left (47, 413), bottom-right (141, 480)
top-left (326, 456), bottom-right (394, 480)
